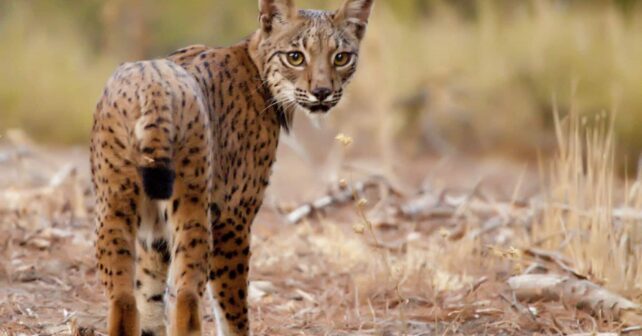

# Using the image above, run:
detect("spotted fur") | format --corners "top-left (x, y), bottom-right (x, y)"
top-left (89, 1), bottom-right (373, 335)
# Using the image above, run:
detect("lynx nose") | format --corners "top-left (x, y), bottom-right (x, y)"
top-left (311, 88), bottom-right (332, 102)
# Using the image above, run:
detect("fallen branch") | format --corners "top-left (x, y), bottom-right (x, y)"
top-left (508, 274), bottom-right (642, 325)
top-left (523, 248), bottom-right (586, 279)
top-left (283, 172), bottom-right (642, 241)
top-left (398, 192), bottom-right (440, 218)
top-left (284, 176), bottom-right (399, 224)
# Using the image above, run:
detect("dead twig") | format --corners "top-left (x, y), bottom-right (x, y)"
top-left (283, 176), bottom-right (400, 224)
top-left (523, 248), bottom-right (586, 279)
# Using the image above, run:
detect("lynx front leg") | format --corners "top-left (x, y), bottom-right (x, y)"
top-left (208, 210), bottom-right (252, 336)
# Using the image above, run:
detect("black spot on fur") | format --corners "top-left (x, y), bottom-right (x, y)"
top-left (151, 238), bottom-right (171, 264)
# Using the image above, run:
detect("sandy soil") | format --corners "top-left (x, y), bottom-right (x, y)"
top-left (0, 132), bottom-right (631, 335)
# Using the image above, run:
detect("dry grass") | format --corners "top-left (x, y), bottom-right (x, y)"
top-left (1, 101), bottom-right (642, 335)
top-left (535, 94), bottom-right (642, 296)
top-left (2, 1), bottom-right (642, 335)
top-left (346, 2), bottom-right (642, 158)
top-left (0, 2), bottom-right (116, 143)
top-left (3, 1), bottom-right (642, 158)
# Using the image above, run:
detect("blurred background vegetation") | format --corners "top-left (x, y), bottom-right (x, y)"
top-left (2, 0), bottom-right (642, 169)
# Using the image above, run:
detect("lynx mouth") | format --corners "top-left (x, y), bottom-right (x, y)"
top-left (299, 102), bottom-right (333, 114)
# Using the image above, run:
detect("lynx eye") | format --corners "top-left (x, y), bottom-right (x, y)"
top-left (285, 51), bottom-right (305, 67)
top-left (334, 52), bottom-right (352, 67)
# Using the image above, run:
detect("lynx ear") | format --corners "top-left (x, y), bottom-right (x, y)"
top-left (335, 0), bottom-right (374, 40)
top-left (259, 0), bottom-right (297, 34)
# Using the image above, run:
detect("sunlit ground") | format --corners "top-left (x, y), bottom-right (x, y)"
top-left (2, 108), bottom-right (642, 335)
top-left (2, 1), bottom-right (642, 335)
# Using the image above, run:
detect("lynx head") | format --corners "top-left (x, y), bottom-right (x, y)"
top-left (251, 0), bottom-right (374, 123)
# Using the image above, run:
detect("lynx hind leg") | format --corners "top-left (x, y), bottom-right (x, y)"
top-left (166, 88), bottom-right (212, 336)
top-left (98, 211), bottom-right (140, 336)
top-left (135, 198), bottom-right (171, 336)
top-left (93, 173), bottom-right (141, 335)
top-left (167, 157), bottom-right (211, 335)
top-left (91, 103), bottom-right (143, 335)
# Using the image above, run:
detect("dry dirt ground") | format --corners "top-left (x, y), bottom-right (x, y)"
top-left (0, 130), bottom-right (638, 336)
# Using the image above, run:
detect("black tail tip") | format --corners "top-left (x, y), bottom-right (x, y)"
top-left (139, 166), bottom-right (175, 200)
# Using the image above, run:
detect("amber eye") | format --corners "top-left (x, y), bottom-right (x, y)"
top-left (334, 52), bottom-right (352, 67)
top-left (286, 51), bottom-right (305, 67)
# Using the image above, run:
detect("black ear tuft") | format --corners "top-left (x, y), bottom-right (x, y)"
top-left (259, 0), bottom-right (297, 34)
top-left (335, 0), bottom-right (375, 40)
top-left (139, 166), bottom-right (175, 200)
